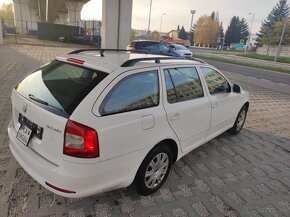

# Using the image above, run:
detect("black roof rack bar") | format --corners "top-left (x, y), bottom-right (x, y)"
top-left (68, 49), bottom-right (206, 64)
top-left (121, 56), bottom-right (206, 67)
top-left (68, 49), bottom-right (131, 56)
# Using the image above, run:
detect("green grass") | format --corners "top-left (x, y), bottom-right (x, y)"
top-left (192, 54), bottom-right (290, 74)
top-left (213, 51), bottom-right (290, 64)
top-left (235, 53), bottom-right (290, 64)
top-left (213, 51), bottom-right (244, 55)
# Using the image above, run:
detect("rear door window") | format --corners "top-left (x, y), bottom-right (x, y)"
top-left (100, 70), bottom-right (159, 115)
top-left (16, 60), bottom-right (108, 116)
top-left (164, 67), bottom-right (203, 103)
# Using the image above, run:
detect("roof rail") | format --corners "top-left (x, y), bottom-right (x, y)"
top-left (68, 49), bottom-right (130, 57)
top-left (68, 49), bottom-right (206, 65)
top-left (121, 56), bottom-right (206, 67)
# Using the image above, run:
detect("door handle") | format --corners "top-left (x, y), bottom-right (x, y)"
top-left (169, 113), bottom-right (181, 121)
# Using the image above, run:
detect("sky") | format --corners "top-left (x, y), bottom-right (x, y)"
top-left (1, 0), bottom-right (286, 34)
top-left (81, 0), bottom-right (283, 34)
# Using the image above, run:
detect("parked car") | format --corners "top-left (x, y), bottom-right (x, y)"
top-left (8, 49), bottom-right (249, 198)
top-left (58, 34), bottom-right (90, 45)
top-left (127, 40), bottom-right (180, 57)
top-left (168, 44), bottom-right (193, 57)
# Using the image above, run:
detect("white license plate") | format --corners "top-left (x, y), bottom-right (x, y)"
top-left (16, 124), bottom-right (32, 146)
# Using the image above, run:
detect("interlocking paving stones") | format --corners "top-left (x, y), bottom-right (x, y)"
top-left (0, 44), bottom-right (290, 216)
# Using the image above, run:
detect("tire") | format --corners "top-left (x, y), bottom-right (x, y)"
top-left (228, 105), bottom-right (248, 135)
top-left (136, 145), bottom-right (173, 196)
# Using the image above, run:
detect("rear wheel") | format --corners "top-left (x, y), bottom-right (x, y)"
top-left (136, 145), bottom-right (173, 196)
top-left (228, 105), bottom-right (248, 135)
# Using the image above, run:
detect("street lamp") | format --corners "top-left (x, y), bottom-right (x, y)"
top-left (249, 13), bottom-right (255, 36)
top-left (190, 10), bottom-right (196, 46)
top-left (274, 16), bottom-right (289, 62)
top-left (190, 10), bottom-right (196, 32)
top-left (159, 12), bottom-right (166, 40)
top-left (147, 0), bottom-right (153, 39)
top-left (245, 12), bottom-right (255, 53)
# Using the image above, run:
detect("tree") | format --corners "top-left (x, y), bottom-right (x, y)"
top-left (178, 26), bottom-right (187, 39)
top-left (151, 30), bottom-right (160, 41)
top-left (225, 16), bottom-right (249, 45)
top-left (0, 3), bottom-right (14, 25)
top-left (194, 15), bottom-right (219, 46)
top-left (130, 29), bottom-right (137, 40)
top-left (257, 0), bottom-right (289, 45)
top-left (217, 22), bottom-right (224, 47)
top-left (211, 12), bottom-right (215, 20)
top-left (261, 18), bottom-right (290, 45)
top-left (240, 18), bottom-right (250, 40)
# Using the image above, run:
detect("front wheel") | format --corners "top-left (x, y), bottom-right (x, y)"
top-left (136, 145), bottom-right (173, 196)
top-left (228, 105), bottom-right (248, 135)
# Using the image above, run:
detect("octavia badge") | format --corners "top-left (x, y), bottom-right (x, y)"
top-left (23, 104), bottom-right (27, 113)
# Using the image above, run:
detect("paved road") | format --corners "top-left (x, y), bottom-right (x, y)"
top-left (0, 45), bottom-right (290, 217)
top-left (190, 48), bottom-right (290, 71)
top-left (205, 60), bottom-right (290, 86)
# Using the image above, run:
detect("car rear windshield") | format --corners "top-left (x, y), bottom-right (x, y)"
top-left (16, 60), bottom-right (108, 117)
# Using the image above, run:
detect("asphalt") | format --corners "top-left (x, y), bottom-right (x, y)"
top-left (205, 59), bottom-right (290, 85)
top-left (190, 47), bottom-right (290, 71)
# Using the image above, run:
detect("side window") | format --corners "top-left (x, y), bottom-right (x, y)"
top-left (100, 70), bottom-right (159, 115)
top-left (164, 67), bottom-right (203, 103)
top-left (159, 44), bottom-right (170, 53)
top-left (145, 42), bottom-right (159, 50)
top-left (200, 67), bottom-right (230, 95)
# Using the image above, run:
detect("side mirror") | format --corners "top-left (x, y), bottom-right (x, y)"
top-left (233, 84), bottom-right (241, 93)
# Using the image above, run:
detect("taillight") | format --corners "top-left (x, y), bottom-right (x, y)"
top-left (64, 120), bottom-right (99, 158)
top-left (67, 58), bottom-right (84, 65)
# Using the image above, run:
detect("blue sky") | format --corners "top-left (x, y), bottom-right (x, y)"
top-left (1, 0), bottom-right (285, 34)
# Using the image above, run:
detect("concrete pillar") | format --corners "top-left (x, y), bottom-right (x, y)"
top-left (64, 1), bottom-right (84, 26)
top-left (0, 18), bottom-right (3, 44)
top-left (56, 12), bottom-right (68, 25)
top-left (101, 0), bottom-right (133, 49)
top-left (13, 0), bottom-right (30, 34)
top-left (29, 8), bottom-right (38, 31)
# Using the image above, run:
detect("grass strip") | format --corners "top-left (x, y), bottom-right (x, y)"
top-left (235, 53), bottom-right (290, 64)
top-left (192, 54), bottom-right (290, 74)
top-left (212, 51), bottom-right (290, 64)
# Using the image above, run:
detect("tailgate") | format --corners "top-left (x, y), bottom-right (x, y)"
top-left (11, 90), bottom-right (67, 166)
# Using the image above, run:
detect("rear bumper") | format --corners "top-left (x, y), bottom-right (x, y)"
top-left (8, 120), bottom-right (145, 198)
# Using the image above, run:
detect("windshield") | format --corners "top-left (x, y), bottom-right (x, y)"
top-left (175, 45), bottom-right (187, 50)
top-left (16, 60), bottom-right (108, 116)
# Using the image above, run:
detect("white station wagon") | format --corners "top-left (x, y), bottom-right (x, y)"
top-left (8, 50), bottom-right (249, 198)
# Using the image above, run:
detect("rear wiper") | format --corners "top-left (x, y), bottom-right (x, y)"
top-left (29, 94), bottom-right (48, 105)
top-left (28, 94), bottom-right (64, 112)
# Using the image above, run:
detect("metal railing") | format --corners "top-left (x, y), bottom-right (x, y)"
top-left (2, 18), bottom-right (101, 48)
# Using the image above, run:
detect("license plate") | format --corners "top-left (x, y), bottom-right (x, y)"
top-left (16, 124), bottom-right (32, 146)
